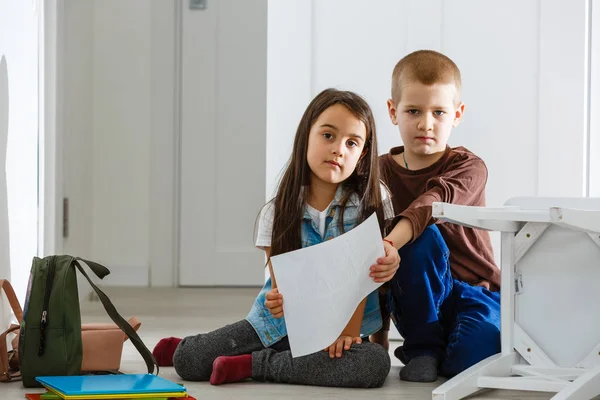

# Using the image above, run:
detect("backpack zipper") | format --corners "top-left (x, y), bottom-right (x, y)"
top-left (38, 256), bottom-right (56, 356)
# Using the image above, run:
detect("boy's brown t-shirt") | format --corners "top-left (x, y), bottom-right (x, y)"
top-left (380, 145), bottom-right (500, 291)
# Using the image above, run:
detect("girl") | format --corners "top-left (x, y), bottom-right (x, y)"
top-left (153, 88), bottom-right (399, 388)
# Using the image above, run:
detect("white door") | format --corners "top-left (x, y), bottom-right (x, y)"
top-left (0, 0), bottom-right (40, 306)
top-left (178, 0), bottom-right (268, 286)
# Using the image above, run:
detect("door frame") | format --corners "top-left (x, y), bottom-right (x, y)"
top-left (38, 0), bottom-right (64, 258)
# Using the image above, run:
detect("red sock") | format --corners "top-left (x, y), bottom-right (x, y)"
top-left (152, 337), bottom-right (182, 366)
top-left (210, 354), bottom-right (252, 385)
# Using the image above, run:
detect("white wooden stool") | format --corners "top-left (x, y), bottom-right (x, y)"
top-left (431, 197), bottom-right (600, 400)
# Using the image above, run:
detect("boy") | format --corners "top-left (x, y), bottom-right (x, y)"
top-left (370, 50), bottom-right (501, 382)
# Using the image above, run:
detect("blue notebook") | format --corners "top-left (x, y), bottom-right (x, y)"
top-left (36, 374), bottom-right (186, 397)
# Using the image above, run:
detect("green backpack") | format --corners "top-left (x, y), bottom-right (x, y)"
top-left (18, 255), bottom-right (158, 387)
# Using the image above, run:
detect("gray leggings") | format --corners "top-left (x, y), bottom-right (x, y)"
top-left (172, 319), bottom-right (390, 388)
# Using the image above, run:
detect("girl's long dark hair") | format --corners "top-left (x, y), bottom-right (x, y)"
top-left (268, 88), bottom-right (384, 257)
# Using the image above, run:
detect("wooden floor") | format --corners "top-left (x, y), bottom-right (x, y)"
top-left (4, 287), bottom-right (569, 399)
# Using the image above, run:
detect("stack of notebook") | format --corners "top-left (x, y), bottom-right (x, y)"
top-left (26, 374), bottom-right (194, 400)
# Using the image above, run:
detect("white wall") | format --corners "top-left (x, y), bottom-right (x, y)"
top-left (590, 1), bottom-right (600, 197)
top-left (265, 1), bottom-right (312, 200)
top-left (537, 0), bottom-right (589, 197)
top-left (0, 55), bottom-right (10, 328)
top-left (0, 56), bottom-right (9, 283)
top-left (267, 0), bottom-right (593, 268)
top-left (0, 0), bottom-right (40, 302)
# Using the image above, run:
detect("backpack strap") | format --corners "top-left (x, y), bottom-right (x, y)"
top-left (0, 280), bottom-right (23, 382)
top-left (0, 324), bottom-right (20, 382)
top-left (72, 258), bottom-right (159, 375)
top-left (0, 280), bottom-right (23, 323)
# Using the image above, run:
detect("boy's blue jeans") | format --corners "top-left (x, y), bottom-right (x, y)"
top-left (387, 225), bottom-right (501, 378)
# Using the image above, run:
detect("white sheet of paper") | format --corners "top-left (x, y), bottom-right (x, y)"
top-left (270, 213), bottom-right (385, 358)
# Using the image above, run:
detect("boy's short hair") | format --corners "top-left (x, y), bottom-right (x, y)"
top-left (391, 50), bottom-right (462, 105)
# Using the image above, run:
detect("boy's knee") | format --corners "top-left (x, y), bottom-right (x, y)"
top-left (471, 322), bottom-right (501, 357)
top-left (441, 322), bottom-right (500, 377)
